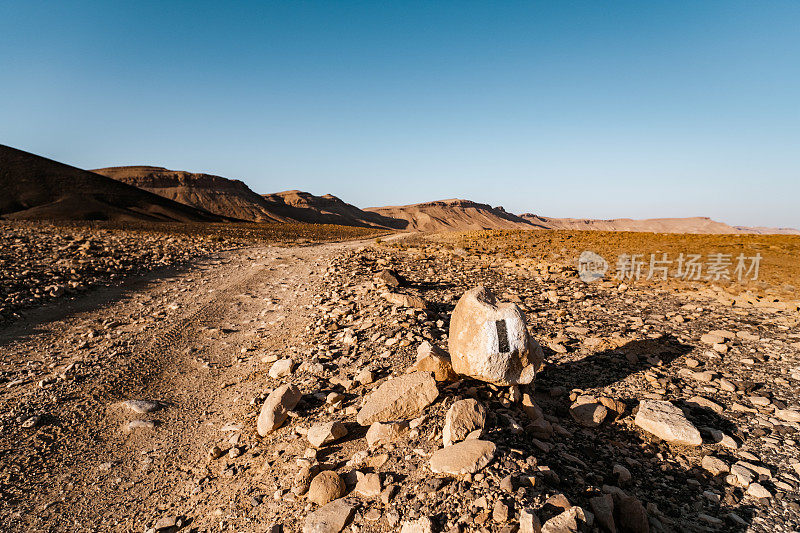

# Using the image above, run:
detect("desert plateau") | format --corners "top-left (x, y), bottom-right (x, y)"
top-left (2, 3), bottom-right (799, 532)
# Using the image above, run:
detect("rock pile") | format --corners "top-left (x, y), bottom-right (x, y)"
top-left (247, 243), bottom-right (799, 533)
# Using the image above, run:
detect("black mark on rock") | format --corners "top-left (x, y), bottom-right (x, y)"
top-left (495, 319), bottom-right (510, 353)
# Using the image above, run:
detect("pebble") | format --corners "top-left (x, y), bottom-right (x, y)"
top-left (127, 420), bottom-right (156, 431)
top-left (269, 358), bottom-right (294, 379)
top-left (122, 399), bottom-right (161, 414)
top-left (257, 383), bottom-right (302, 436)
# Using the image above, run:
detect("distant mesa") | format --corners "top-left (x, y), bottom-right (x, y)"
top-left (261, 190), bottom-right (407, 229)
top-left (0, 145), bottom-right (227, 223)
top-left (95, 167), bottom-right (405, 228)
top-left (365, 199), bottom-right (536, 232)
top-left (519, 213), bottom-right (800, 235)
top-left (2, 144), bottom-right (796, 234)
top-left (94, 165), bottom-right (287, 223)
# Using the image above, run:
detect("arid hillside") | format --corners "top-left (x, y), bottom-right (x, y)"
top-left (521, 214), bottom-right (800, 235)
top-left (0, 146), bottom-right (227, 223)
top-left (94, 166), bottom-right (289, 223)
top-left (97, 166), bottom-right (405, 228)
top-left (366, 199), bottom-right (536, 232)
top-left (262, 190), bottom-right (406, 228)
top-left (4, 145), bottom-right (796, 234)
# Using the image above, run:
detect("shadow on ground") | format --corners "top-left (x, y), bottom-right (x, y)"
top-left (515, 335), bottom-right (758, 532)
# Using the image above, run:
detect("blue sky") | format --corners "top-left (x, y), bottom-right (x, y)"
top-left (1, 1), bottom-right (798, 228)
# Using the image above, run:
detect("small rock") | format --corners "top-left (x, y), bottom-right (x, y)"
top-left (307, 471), bottom-right (346, 506)
top-left (355, 369), bottom-right (374, 386)
top-left (700, 333), bottom-right (725, 345)
top-left (613, 464), bottom-right (631, 484)
top-left (269, 358), bottom-right (294, 379)
top-left (376, 269), bottom-right (404, 287)
top-left (257, 384), bottom-right (302, 436)
top-left (519, 509), bottom-right (542, 533)
top-left (443, 399), bottom-right (486, 446)
top-left (541, 506), bottom-right (586, 533)
top-left (302, 498), bottom-right (354, 533)
top-left (384, 292), bottom-right (429, 309)
top-left (775, 409), bottom-right (800, 423)
top-left (701, 455), bottom-right (729, 476)
top-left (292, 465), bottom-right (320, 495)
top-left (589, 494), bottom-right (615, 533)
top-left (410, 342), bottom-right (458, 382)
top-left (355, 473), bottom-right (382, 498)
top-left (634, 400), bottom-right (701, 446)
top-left (685, 396), bottom-right (723, 414)
top-left (400, 516), bottom-right (434, 533)
top-left (122, 399), bottom-right (160, 414)
top-left (569, 395), bottom-right (608, 427)
top-left (429, 439), bottom-right (496, 475)
top-left (208, 445), bottom-right (225, 460)
top-left (746, 483), bottom-right (772, 499)
top-left (366, 421), bottom-right (409, 448)
top-left (307, 421), bottom-right (348, 448)
top-left (729, 464), bottom-right (755, 487)
top-left (493, 499), bottom-right (511, 523)
top-left (127, 420), bottom-right (156, 431)
top-left (612, 492), bottom-right (649, 533)
top-left (154, 515), bottom-right (184, 531)
top-left (21, 415), bottom-right (41, 428)
top-left (356, 372), bottom-right (439, 425)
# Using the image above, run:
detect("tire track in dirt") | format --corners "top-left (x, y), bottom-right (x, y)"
top-left (0, 240), bottom-right (360, 531)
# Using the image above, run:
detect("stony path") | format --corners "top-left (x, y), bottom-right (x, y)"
top-left (1, 235), bottom-right (799, 533)
top-left (0, 241), bottom-right (351, 531)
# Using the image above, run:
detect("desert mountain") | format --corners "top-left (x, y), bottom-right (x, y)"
top-left (365, 199), bottom-right (536, 232)
top-left (5, 145), bottom-right (795, 233)
top-left (261, 190), bottom-right (406, 229)
top-left (0, 145), bottom-right (227, 223)
top-left (521, 214), bottom-right (800, 235)
top-left (93, 166), bottom-right (289, 223)
top-left (96, 166), bottom-right (404, 228)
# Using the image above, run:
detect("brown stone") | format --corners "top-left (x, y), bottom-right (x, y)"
top-left (356, 372), bottom-right (439, 425)
top-left (257, 384), bottom-right (302, 436)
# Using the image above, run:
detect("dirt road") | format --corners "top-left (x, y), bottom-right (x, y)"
top-left (0, 240), bottom-right (355, 531)
top-left (2, 233), bottom-right (799, 533)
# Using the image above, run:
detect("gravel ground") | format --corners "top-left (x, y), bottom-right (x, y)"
top-left (0, 228), bottom-right (798, 532)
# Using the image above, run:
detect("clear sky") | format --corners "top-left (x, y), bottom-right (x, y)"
top-left (2, 1), bottom-right (798, 228)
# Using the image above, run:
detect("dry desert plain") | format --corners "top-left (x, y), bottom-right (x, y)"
top-left (1, 222), bottom-right (799, 533)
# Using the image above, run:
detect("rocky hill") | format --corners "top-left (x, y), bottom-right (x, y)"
top-left (365, 199), bottom-right (536, 232)
top-left (262, 190), bottom-right (407, 229)
top-left (96, 167), bottom-right (406, 228)
top-left (0, 146), bottom-right (227, 223)
top-left (94, 166), bottom-right (288, 223)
